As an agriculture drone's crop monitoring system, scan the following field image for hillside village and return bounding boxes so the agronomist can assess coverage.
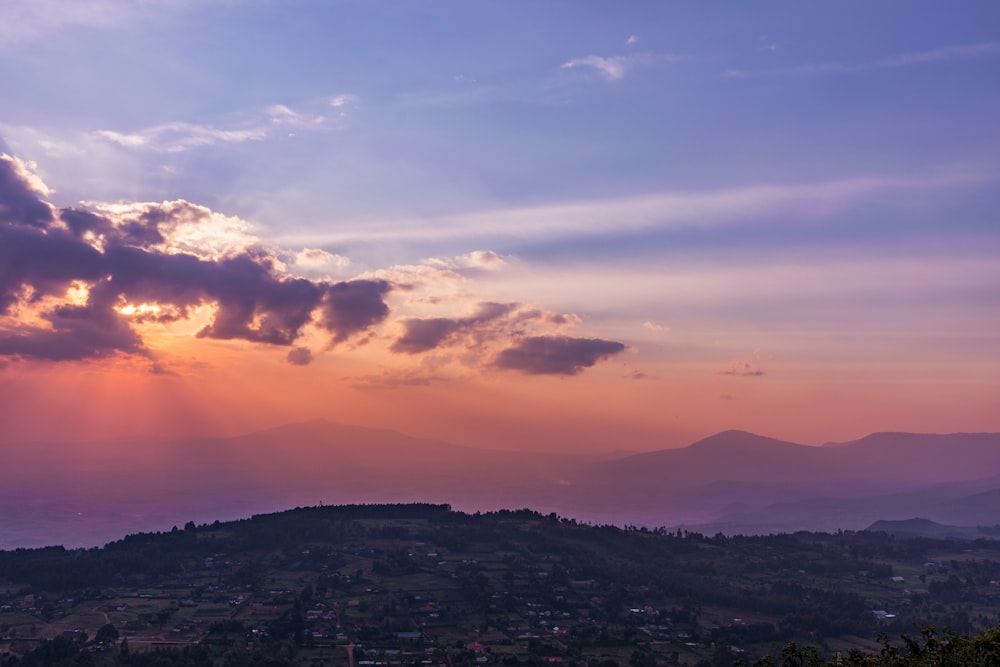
[2,505,1000,666]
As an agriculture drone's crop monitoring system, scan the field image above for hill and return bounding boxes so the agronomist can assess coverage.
[1,503,1000,666]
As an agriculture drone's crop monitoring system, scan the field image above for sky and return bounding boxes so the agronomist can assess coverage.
[1,0,998,453]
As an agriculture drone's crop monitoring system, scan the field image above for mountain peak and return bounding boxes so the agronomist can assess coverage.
[688,430,804,451]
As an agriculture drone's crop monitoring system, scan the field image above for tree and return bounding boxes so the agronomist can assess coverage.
[94,622,119,645]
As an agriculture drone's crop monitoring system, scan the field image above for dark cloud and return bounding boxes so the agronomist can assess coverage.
[191,255,325,345]
[319,279,392,344]
[61,205,166,247]
[60,207,114,239]
[391,318,463,354]
[720,361,765,377]
[0,157,53,228]
[286,347,313,366]
[391,301,515,354]
[149,362,177,376]
[0,302,146,361]
[495,335,625,375]
[0,153,393,363]
[0,221,106,314]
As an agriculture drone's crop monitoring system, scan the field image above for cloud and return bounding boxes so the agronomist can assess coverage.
[561,52,683,81]
[725,41,1000,78]
[391,318,465,355]
[396,83,531,109]
[330,94,360,108]
[422,250,507,275]
[495,336,625,375]
[877,41,1000,67]
[0,149,622,378]
[625,35,640,47]
[758,36,779,53]
[0,0,161,46]
[0,153,393,362]
[0,0,243,46]
[278,171,985,248]
[92,102,348,153]
[347,369,446,389]
[319,280,393,345]
[286,347,313,366]
[94,123,268,152]
[561,55,630,80]
[720,361,764,377]
[720,393,736,400]
[0,153,57,230]
[294,248,351,273]
[391,302,515,354]
[642,321,668,333]
[90,199,258,259]
[387,302,623,376]
[2,153,52,196]
[264,104,328,128]
[453,250,506,271]
[625,370,650,380]
[0,302,146,361]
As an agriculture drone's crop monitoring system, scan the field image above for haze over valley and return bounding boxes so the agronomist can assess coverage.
[4,422,999,549]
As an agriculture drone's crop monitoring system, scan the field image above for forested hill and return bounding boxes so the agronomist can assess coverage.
[1,504,999,666]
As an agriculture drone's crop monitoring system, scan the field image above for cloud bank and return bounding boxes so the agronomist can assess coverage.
[0,152,625,376]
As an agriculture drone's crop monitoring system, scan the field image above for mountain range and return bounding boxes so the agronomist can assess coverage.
[2,421,999,549]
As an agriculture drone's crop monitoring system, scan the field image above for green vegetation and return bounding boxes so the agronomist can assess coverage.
[1,504,999,666]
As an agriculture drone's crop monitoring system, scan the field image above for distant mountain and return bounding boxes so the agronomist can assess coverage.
[565,430,1000,528]
[596,430,1000,490]
[678,480,1000,536]
[2,423,1000,548]
[866,518,1000,540]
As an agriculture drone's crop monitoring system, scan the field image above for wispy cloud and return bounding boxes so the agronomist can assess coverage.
[561,52,683,81]
[94,123,268,152]
[726,41,1000,78]
[92,101,353,152]
[277,170,988,247]
[0,0,223,47]
[396,82,542,109]
[879,42,1000,67]
[329,94,360,108]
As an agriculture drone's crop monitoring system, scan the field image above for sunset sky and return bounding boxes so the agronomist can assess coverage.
[1,1,998,452]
